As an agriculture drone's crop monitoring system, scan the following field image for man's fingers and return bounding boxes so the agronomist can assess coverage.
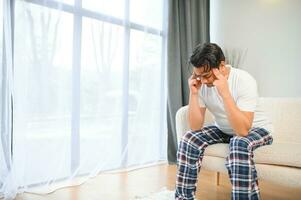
[213,80,218,86]
[191,79,199,86]
[212,68,223,79]
[191,79,201,87]
[190,75,201,83]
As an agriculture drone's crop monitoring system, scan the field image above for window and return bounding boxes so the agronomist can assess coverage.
[13,0,167,186]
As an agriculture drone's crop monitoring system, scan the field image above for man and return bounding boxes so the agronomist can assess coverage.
[175,43,273,200]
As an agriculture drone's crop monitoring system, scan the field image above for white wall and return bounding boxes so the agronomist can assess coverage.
[210,0,301,97]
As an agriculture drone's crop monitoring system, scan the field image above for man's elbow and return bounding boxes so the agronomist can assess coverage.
[189,122,203,132]
[237,131,249,137]
[236,126,251,137]
[190,125,203,132]
[188,119,204,132]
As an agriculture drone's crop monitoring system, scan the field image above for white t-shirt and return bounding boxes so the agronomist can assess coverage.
[198,65,273,135]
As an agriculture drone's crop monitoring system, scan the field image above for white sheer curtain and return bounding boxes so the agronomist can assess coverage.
[1,0,167,199]
[1,0,14,199]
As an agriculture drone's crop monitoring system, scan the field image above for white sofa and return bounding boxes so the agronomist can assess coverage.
[175,98,301,187]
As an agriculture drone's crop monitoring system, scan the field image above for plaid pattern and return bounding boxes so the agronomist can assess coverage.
[175,126,273,200]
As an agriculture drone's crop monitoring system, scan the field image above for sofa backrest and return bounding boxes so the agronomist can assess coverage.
[259,98,301,143]
[176,98,301,144]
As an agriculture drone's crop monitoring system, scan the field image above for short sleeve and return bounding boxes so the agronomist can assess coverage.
[236,74,258,112]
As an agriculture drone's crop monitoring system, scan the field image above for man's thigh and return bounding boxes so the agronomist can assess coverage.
[181,125,232,147]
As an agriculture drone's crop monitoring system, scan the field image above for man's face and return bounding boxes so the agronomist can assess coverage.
[192,66,217,87]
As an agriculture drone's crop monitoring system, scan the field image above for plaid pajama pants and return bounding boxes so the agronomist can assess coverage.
[175,125,273,200]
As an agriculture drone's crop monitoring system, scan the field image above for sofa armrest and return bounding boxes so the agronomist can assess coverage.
[175,106,190,145]
[175,106,215,145]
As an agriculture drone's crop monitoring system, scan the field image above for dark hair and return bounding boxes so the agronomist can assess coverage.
[189,43,225,72]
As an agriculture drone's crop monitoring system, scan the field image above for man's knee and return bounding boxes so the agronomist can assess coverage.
[181,130,196,141]
[179,129,207,150]
[229,136,251,151]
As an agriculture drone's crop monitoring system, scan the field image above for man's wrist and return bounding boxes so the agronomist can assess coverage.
[220,90,232,100]
[190,92,199,97]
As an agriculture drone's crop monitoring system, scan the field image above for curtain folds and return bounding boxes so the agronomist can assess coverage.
[167,0,210,163]
[1,0,14,199]
[1,0,167,199]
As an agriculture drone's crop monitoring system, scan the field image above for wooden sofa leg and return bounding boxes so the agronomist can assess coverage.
[216,172,220,186]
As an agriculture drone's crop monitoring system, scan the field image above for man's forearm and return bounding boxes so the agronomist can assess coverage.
[188,93,204,131]
[222,96,251,136]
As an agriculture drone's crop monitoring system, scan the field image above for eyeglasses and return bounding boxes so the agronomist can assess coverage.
[187,61,214,81]
[192,71,213,81]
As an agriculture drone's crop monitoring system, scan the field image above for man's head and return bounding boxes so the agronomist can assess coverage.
[189,43,226,87]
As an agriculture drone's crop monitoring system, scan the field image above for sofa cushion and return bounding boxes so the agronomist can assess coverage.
[204,142,301,168]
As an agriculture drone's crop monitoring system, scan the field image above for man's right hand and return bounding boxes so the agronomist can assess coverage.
[188,75,202,95]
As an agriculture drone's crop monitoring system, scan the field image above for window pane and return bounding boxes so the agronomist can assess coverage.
[14,2,73,184]
[0,0,3,68]
[62,0,74,5]
[80,17,125,173]
[0,0,4,189]
[130,0,163,30]
[128,30,163,165]
[83,0,124,19]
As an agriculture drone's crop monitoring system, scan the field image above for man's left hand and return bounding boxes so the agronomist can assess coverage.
[212,68,231,99]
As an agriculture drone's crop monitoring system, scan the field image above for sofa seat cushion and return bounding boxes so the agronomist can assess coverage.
[204,142,301,168]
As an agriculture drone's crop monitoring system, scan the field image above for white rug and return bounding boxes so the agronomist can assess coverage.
[133,188,175,200]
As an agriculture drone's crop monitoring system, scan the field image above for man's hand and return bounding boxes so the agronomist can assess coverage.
[212,68,231,99]
[188,75,202,95]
